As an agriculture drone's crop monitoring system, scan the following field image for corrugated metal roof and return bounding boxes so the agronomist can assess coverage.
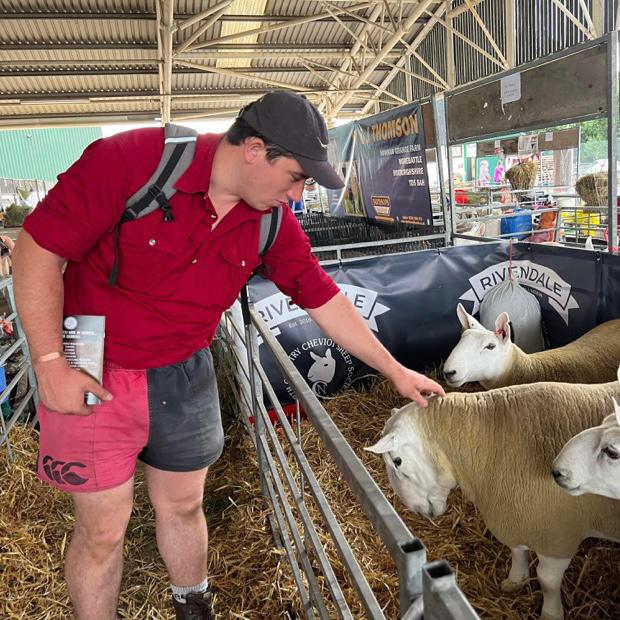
[0,1,610,128]
[0,126,102,181]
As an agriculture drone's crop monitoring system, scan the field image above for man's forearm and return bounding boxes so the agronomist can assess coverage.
[306,292,399,379]
[12,231,66,360]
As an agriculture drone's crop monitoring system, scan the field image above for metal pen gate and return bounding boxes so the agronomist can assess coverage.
[215,288,479,619]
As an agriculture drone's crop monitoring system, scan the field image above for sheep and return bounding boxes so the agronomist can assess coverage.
[442,303,620,389]
[366,380,620,620]
[552,367,620,500]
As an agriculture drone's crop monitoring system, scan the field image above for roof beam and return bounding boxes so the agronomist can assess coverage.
[156,0,173,123]
[175,2,232,55]
[331,0,436,115]
[549,0,595,40]
[321,2,385,112]
[0,64,387,77]
[361,1,447,114]
[464,0,508,68]
[0,43,363,52]
[174,60,312,92]
[184,2,375,51]
[0,12,428,24]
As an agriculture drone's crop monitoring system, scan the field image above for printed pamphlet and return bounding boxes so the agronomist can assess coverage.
[62,315,105,405]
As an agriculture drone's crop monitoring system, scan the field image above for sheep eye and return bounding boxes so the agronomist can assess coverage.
[485,343,496,350]
[393,457,402,467]
[602,445,620,460]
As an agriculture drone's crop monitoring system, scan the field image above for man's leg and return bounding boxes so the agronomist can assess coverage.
[65,477,134,620]
[145,465,209,585]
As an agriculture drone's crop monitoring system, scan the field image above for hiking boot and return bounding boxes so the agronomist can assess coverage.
[172,587,214,620]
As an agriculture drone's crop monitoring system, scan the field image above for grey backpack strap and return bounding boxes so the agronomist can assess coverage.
[258,208,284,256]
[109,124,198,286]
[123,123,198,222]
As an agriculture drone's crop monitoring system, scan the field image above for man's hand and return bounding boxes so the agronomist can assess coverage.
[34,357,113,416]
[389,366,446,408]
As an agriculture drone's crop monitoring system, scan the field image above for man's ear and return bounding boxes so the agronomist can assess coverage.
[242,136,266,164]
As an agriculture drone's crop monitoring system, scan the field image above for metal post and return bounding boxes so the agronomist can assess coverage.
[239,286,269,495]
[432,93,451,245]
[505,0,516,68]
[397,539,427,614]
[608,31,618,252]
[443,96,457,245]
[420,561,479,620]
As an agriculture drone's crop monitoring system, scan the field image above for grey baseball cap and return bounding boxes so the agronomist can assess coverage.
[239,91,344,189]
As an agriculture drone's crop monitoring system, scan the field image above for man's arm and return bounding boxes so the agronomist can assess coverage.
[12,231,112,415]
[306,292,445,407]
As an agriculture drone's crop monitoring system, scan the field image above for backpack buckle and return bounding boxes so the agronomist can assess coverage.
[147,184,174,222]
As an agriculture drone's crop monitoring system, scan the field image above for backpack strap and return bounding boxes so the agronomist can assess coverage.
[123,123,198,223]
[258,207,283,256]
[109,124,198,286]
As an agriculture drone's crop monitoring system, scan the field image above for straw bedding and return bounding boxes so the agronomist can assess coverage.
[1,374,618,619]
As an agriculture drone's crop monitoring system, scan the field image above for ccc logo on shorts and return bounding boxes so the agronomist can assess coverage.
[41,455,89,486]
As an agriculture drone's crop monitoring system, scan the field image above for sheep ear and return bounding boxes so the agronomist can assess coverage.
[494,312,512,343]
[310,351,319,361]
[365,432,398,454]
[613,398,620,426]
[456,303,484,331]
[325,349,333,359]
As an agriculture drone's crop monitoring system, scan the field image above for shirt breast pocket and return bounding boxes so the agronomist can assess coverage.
[218,245,261,308]
[115,221,186,296]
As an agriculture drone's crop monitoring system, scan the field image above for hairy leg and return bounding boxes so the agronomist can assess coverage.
[65,477,134,620]
[536,554,571,620]
[501,546,530,592]
[145,465,209,586]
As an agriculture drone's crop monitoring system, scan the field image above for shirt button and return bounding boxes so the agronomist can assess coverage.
[241,260,246,267]
[149,239,156,246]
[191,258,198,264]
[211,214,217,219]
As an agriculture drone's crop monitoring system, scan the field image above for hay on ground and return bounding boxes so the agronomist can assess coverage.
[1,371,618,619]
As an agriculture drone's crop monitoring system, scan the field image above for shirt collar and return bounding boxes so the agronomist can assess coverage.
[174,133,223,194]
[174,131,275,225]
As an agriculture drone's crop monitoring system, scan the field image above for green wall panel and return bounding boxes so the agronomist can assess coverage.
[0,127,102,182]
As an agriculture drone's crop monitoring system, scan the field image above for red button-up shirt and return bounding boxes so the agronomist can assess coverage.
[23,129,339,368]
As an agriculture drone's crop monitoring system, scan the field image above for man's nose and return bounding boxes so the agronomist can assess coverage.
[287,181,305,202]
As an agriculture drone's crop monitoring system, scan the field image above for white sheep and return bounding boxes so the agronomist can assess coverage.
[443,303,620,389]
[552,367,620,500]
[366,380,620,620]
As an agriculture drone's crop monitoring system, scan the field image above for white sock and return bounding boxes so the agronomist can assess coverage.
[171,576,209,604]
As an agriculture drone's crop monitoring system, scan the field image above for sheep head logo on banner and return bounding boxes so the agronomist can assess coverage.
[254,284,390,400]
[307,349,336,396]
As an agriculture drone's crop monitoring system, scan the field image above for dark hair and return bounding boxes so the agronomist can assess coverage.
[226,116,294,162]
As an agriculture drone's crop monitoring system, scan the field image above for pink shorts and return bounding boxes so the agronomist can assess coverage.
[37,348,224,493]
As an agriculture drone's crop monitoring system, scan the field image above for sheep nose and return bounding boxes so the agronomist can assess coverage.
[552,469,565,481]
[443,369,457,380]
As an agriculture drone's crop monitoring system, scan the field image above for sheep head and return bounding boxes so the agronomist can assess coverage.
[552,386,620,500]
[365,404,455,518]
[442,304,513,388]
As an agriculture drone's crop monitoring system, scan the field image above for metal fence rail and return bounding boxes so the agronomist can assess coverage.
[0,276,38,461]
[216,290,479,619]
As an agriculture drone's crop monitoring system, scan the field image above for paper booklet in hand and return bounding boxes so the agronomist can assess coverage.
[62,315,105,405]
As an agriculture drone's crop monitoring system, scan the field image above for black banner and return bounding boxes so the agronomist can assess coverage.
[326,103,432,225]
[248,242,620,404]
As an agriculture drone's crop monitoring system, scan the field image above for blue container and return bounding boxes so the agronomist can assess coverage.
[0,365,7,404]
[501,209,532,240]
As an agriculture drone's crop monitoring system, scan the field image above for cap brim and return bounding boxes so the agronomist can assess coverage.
[295,155,344,190]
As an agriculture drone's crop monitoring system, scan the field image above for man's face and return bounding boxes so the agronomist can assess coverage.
[242,139,308,211]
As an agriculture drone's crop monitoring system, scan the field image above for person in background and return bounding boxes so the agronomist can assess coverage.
[12,90,445,620]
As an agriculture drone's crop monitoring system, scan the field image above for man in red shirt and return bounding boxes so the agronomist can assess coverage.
[13,91,444,619]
